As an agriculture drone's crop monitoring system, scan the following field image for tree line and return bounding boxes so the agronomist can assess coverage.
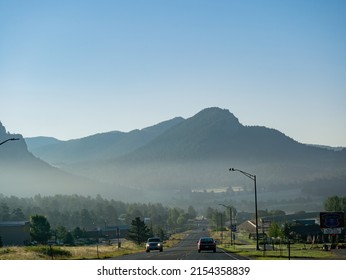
[0,194,197,243]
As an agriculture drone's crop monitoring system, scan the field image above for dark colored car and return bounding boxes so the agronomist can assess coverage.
[145,237,163,252]
[198,237,216,253]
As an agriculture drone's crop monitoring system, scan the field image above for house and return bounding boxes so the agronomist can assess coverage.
[238,220,257,234]
[290,220,323,242]
[82,225,130,241]
[104,225,130,239]
[0,221,30,246]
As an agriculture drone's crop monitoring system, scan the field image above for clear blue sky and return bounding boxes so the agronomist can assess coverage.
[1,0,345,146]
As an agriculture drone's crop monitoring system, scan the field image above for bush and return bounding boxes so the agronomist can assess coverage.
[26,246,72,258]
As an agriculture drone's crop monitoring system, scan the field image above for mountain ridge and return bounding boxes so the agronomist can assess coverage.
[2,107,345,206]
[23,107,346,167]
[114,107,332,163]
[26,116,184,165]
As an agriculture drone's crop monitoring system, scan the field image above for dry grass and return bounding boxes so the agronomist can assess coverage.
[0,247,43,260]
[164,232,188,248]
[65,239,145,259]
[0,233,187,260]
[0,240,142,260]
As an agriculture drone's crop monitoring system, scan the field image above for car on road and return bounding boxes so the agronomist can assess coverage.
[145,237,163,252]
[197,237,216,253]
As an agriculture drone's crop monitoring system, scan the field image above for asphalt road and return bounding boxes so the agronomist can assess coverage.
[112,227,248,260]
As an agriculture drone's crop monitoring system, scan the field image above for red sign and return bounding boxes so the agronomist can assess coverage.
[320,212,344,228]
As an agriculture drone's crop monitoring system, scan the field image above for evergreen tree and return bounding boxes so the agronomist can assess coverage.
[167,208,180,231]
[73,226,85,239]
[30,215,51,244]
[282,222,293,241]
[158,227,165,241]
[80,209,93,229]
[126,217,150,245]
[64,232,75,245]
[11,208,25,221]
[0,203,10,221]
[187,206,197,219]
[56,225,68,243]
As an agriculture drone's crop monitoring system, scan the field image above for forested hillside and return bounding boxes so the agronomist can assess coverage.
[0,194,196,232]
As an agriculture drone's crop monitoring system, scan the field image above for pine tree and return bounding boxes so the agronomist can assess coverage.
[126,217,150,245]
[30,215,51,244]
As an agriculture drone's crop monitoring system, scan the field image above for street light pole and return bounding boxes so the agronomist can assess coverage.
[229,168,259,250]
[219,204,233,246]
[0,138,20,146]
[220,211,223,244]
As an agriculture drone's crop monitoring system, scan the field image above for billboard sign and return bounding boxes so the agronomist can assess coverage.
[320,212,344,229]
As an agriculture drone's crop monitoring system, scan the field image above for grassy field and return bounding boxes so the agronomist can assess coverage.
[213,231,344,260]
[218,243,335,260]
[0,233,186,260]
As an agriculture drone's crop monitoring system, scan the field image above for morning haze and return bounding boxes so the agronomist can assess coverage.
[1,107,345,213]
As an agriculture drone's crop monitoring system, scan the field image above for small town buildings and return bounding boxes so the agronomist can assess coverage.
[0,221,30,246]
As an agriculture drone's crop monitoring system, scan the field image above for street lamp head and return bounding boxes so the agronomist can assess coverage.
[229,168,235,171]
[0,137,20,146]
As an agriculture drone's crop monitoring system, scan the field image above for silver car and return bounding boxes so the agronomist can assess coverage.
[145,237,163,252]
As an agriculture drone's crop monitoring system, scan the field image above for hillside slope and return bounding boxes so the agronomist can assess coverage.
[0,122,118,198]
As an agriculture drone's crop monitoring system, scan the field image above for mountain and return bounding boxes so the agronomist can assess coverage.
[13,107,346,210]
[26,108,345,196]
[116,107,308,161]
[28,107,315,164]
[25,136,62,150]
[0,122,118,198]
[87,107,345,193]
[26,117,184,166]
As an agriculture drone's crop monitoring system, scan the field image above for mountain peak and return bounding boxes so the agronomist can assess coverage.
[191,107,241,127]
[0,121,7,136]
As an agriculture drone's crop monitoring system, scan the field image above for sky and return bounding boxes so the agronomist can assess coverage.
[1,0,345,147]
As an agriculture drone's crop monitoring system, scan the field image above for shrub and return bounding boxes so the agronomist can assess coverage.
[26,246,72,258]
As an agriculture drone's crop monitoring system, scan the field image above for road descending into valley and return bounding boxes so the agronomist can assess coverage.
[111,223,248,260]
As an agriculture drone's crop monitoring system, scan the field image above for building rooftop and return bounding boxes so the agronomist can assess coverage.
[0,221,30,227]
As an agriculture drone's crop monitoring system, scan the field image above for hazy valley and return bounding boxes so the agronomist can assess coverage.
[1,107,346,213]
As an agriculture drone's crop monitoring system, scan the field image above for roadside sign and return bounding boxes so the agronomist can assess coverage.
[231,225,237,232]
[262,220,271,225]
[261,220,271,230]
[322,228,342,234]
[320,212,344,229]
